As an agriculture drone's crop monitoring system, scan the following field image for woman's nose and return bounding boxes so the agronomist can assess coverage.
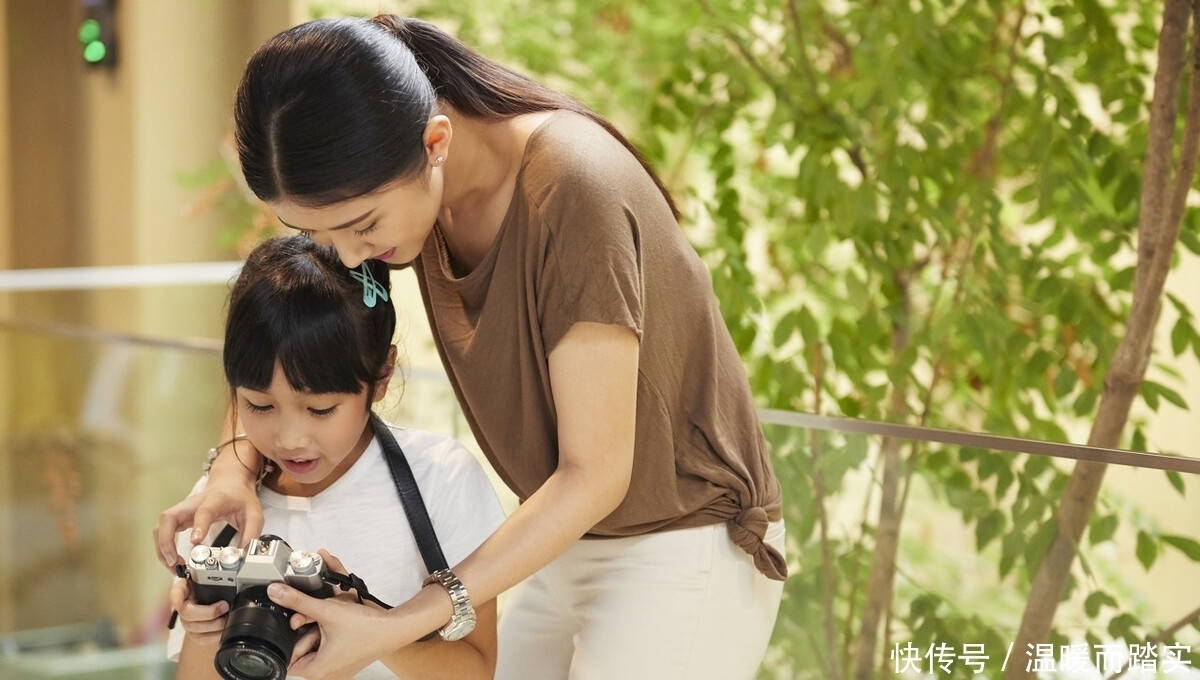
[328,231,371,269]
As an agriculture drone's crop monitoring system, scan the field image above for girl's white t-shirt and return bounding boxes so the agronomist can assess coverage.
[167,423,507,679]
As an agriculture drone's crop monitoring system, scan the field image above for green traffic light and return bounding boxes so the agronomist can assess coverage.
[83,41,106,63]
[78,19,100,44]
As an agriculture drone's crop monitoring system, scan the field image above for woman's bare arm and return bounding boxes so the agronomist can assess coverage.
[271,321,639,680]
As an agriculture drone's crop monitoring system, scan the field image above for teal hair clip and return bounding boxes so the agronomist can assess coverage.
[350,262,389,308]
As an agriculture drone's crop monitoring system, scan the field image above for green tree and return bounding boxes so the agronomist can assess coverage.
[1009,2,1200,677]
[291,1,1200,676]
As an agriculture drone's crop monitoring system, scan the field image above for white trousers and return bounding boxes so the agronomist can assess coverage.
[495,519,786,680]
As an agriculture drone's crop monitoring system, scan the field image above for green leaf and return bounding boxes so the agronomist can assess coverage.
[772,310,797,348]
[1141,380,1188,410]
[1084,590,1118,617]
[1180,228,1200,255]
[1131,23,1157,49]
[1025,455,1053,480]
[1136,530,1157,569]
[1026,349,1056,377]
[1108,612,1139,640]
[1073,388,1097,416]
[1088,514,1119,544]
[1012,182,1038,204]
[1141,383,1160,410]
[796,306,820,348]
[1161,534,1200,561]
[1025,520,1057,575]
[1130,427,1148,452]
[1109,266,1136,291]
[1170,317,1193,356]
[1053,366,1076,398]
[1158,384,1188,408]
[1167,470,1185,495]
[837,395,861,418]
[999,530,1023,579]
[975,509,1006,550]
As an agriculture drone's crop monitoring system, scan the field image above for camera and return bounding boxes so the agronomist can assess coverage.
[184,534,334,680]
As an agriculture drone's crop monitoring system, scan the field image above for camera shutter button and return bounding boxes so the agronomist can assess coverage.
[189,545,212,566]
[217,546,244,569]
[289,551,320,575]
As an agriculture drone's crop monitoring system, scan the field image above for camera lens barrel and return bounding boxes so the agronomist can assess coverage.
[214,586,296,680]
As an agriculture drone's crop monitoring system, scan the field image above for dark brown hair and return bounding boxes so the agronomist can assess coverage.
[234,14,678,217]
[224,235,396,397]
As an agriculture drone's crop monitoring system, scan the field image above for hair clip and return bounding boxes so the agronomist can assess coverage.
[350,262,389,308]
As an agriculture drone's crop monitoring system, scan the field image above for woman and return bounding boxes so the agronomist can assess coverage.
[156,14,786,680]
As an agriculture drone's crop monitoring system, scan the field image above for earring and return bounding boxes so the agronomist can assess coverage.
[434,155,445,166]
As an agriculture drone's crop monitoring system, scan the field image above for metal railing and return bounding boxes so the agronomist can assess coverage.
[2,263,1198,679]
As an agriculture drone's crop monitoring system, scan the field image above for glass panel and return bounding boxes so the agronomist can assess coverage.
[0,306,224,678]
[0,283,486,678]
[2,283,1198,678]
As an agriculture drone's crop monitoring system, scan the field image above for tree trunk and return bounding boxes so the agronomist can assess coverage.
[1004,2,1200,677]
[853,277,912,680]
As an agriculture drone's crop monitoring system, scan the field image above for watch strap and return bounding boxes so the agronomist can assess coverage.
[423,568,476,640]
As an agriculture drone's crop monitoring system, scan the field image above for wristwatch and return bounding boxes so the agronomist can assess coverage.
[423,568,476,641]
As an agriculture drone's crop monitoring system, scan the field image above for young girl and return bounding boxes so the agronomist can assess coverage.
[157,14,787,680]
[166,234,505,679]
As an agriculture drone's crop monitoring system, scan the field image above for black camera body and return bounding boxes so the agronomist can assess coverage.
[184,534,335,680]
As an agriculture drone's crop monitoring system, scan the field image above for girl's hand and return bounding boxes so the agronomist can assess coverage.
[168,578,230,648]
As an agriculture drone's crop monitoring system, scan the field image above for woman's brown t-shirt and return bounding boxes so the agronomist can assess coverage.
[413,111,786,580]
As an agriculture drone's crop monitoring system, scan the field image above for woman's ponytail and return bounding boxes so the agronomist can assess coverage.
[370,15,679,218]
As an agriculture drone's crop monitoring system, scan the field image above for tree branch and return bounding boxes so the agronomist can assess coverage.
[1004,3,1197,677]
[853,272,912,680]
[1102,601,1200,680]
[810,340,845,680]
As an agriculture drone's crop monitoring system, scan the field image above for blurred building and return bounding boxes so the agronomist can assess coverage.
[0,2,296,674]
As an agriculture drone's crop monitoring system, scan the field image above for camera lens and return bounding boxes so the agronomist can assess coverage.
[214,586,296,680]
[224,646,278,679]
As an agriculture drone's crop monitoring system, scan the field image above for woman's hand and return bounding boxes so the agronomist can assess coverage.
[154,478,265,569]
[168,578,230,648]
[286,550,366,664]
[267,581,397,680]
[155,437,266,570]
[284,549,499,680]
[266,564,458,680]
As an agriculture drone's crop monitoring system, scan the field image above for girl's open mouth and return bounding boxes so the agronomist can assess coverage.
[280,458,319,475]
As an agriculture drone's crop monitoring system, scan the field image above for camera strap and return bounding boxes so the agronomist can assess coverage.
[370,414,448,640]
[370,413,450,576]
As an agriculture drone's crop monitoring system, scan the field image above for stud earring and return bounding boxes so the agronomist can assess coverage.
[434,155,445,166]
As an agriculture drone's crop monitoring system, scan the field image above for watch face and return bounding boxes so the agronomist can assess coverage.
[440,612,477,642]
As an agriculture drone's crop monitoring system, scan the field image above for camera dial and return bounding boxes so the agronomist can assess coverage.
[219,546,244,569]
